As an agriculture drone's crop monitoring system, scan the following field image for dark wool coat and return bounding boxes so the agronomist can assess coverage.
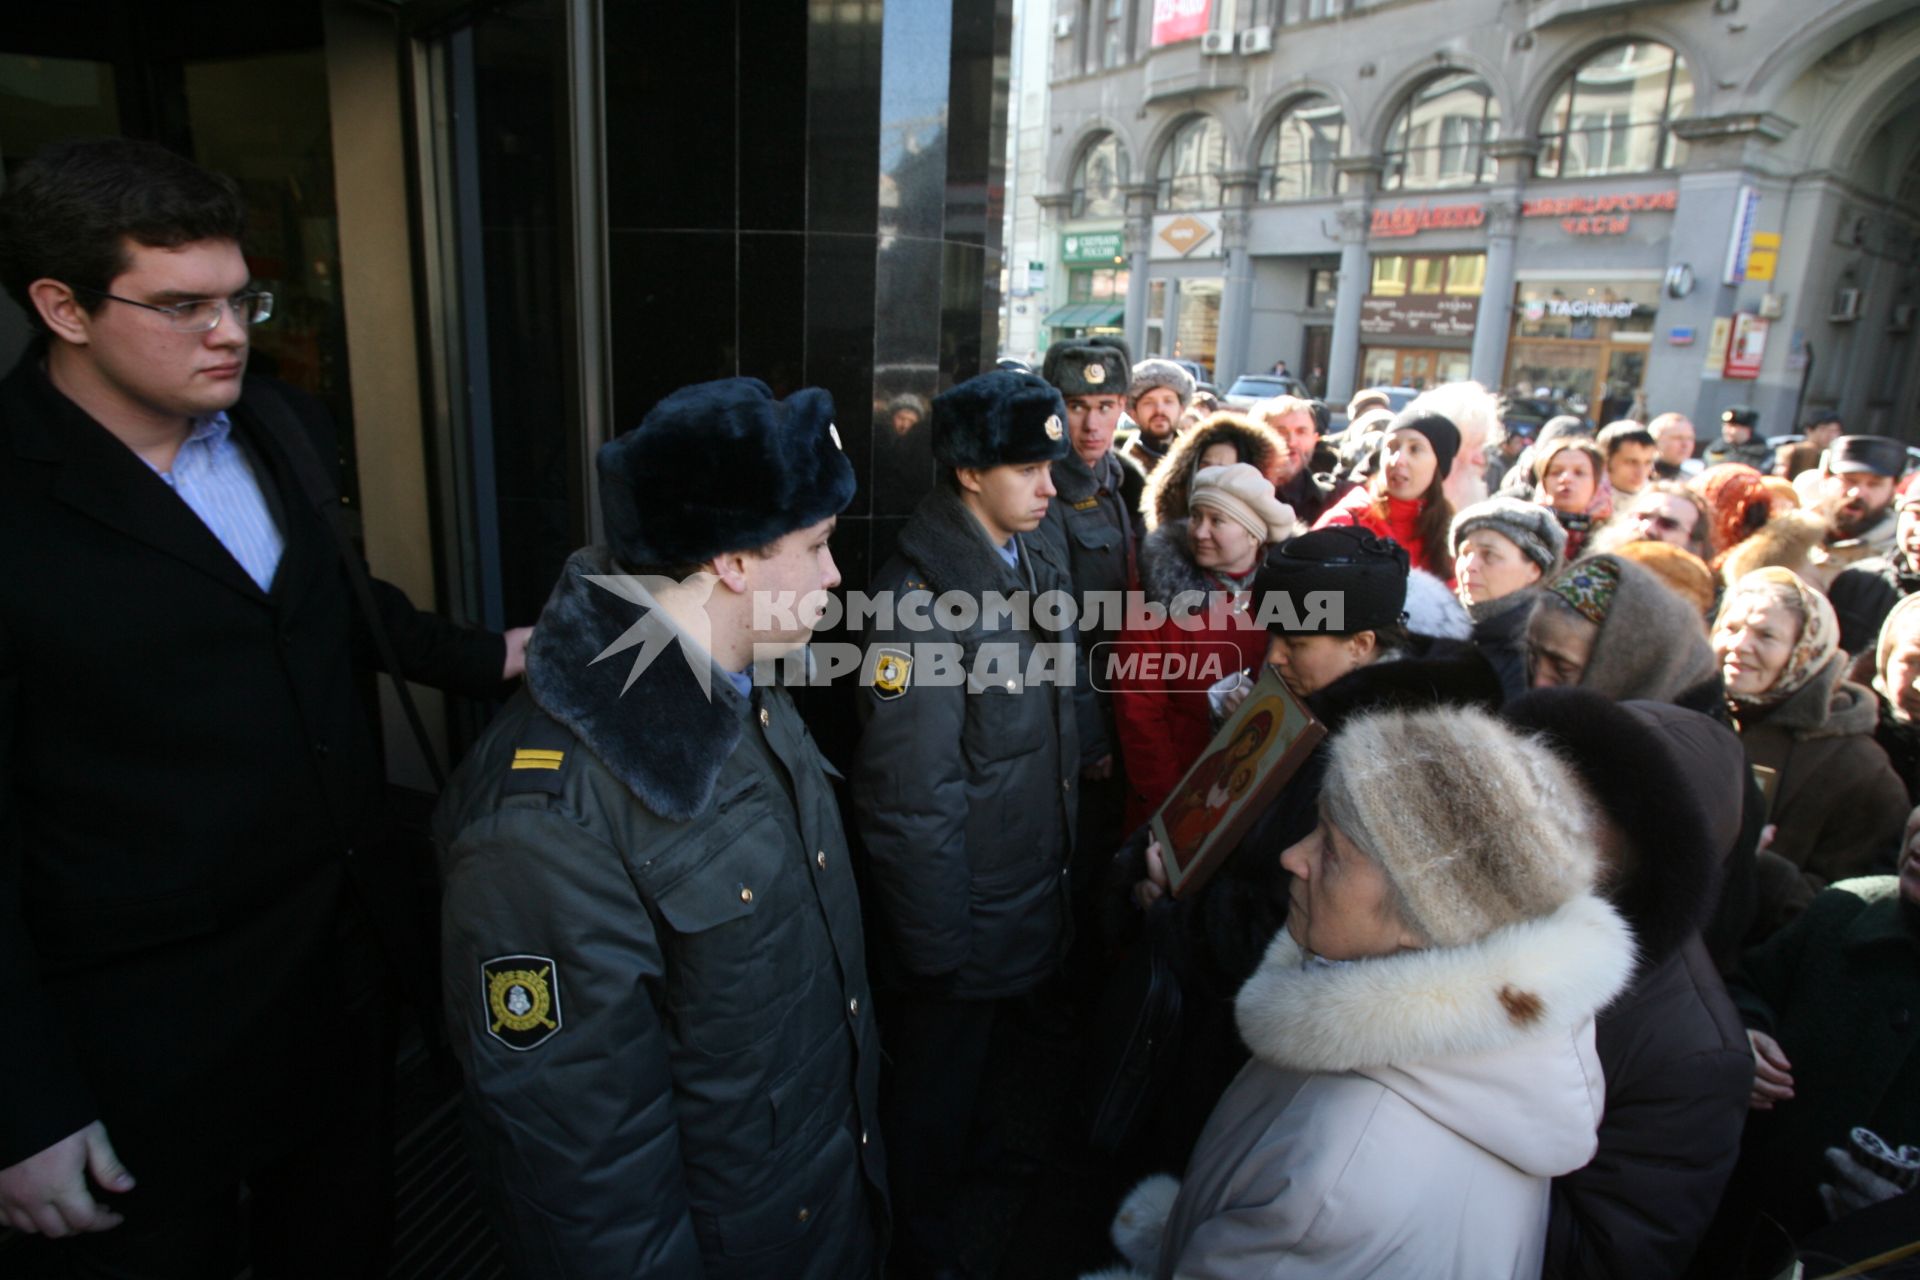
[1469,588,1539,704]
[1505,692,1755,1280]
[0,353,504,1170]
[854,485,1079,998]
[1734,655,1907,932]
[1112,521,1270,829]
[1725,876,1920,1238]
[436,551,887,1279]
[1036,447,1142,767]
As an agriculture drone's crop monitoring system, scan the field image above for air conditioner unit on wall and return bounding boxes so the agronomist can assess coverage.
[1054,13,1073,38]
[1201,30,1234,55]
[1240,26,1274,54]
[1830,288,1861,323]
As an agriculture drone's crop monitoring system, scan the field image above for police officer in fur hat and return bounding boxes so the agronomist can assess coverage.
[1034,343,1144,965]
[436,378,887,1279]
[1703,404,1773,470]
[852,370,1079,1279]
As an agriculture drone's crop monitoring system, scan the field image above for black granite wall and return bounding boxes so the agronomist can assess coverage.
[603,0,1012,595]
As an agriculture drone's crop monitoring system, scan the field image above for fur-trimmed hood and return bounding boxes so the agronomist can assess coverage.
[1235,894,1634,1170]
[524,546,752,822]
[1141,414,1287,531]
[1742,650,1880,740]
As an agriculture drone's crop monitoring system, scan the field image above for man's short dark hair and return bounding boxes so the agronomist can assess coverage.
[0,138,247,331]
[1597,422,1656,459]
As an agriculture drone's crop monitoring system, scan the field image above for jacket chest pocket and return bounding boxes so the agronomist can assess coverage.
[1066,505,1121,553]
[962,644,1049,764]
[649,794,805,1054]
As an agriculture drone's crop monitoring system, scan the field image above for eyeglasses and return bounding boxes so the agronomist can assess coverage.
[69,285,274,333]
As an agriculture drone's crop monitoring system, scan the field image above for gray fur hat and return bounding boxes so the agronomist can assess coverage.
[1128,358,1195,409]
[1449,497,1568,576]
[1320,706,1601,948]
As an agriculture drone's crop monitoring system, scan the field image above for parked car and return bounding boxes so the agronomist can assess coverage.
[1166,356,1211,387]
[1222,373,1308,409]
[1499,395,1591,437]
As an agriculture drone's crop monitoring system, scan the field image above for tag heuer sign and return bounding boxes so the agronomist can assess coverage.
[1151,212,1220,260]
[1062,231,1125,264]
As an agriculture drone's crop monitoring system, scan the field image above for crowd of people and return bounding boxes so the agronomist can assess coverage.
[2,137,1916,1280]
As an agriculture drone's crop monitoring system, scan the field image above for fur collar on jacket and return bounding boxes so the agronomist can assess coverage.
[896,483,1058,601]
[1138,519,1237,606]
[1235,893,1635,1074]
[1743,652,1879,740]
[524,546,753,822]
[1052,447,1139,503]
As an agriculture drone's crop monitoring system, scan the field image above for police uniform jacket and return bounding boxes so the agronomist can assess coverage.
[436,547,886,1280]
[0,351,505,1172]
[1036,447,1141,764]
[1702,436,1774,470]
[853,485,1079,998]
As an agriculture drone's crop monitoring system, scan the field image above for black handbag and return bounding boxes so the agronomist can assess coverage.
[1081,923,1185,1157]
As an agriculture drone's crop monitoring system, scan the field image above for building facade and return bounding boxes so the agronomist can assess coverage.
[1037,0,1920,438]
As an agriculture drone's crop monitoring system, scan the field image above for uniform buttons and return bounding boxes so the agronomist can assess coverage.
[849,996,861,1017]
[796,1206,811,1223]
[1061,779,1071,792]
[861,1129,870,1147]
[816,850,828,871]
[739,885,754,903]
[759,708,770,728]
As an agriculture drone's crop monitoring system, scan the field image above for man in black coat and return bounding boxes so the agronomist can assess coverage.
[0,139,518,1276]
[1504,691,1755,1280]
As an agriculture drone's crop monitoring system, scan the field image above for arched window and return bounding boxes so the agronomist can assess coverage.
[1071,132,1131,218]
[1380,73,1501,191]
[1257,96,1346,201]
[1155,115,1227,210]
[1536,42,1692,178]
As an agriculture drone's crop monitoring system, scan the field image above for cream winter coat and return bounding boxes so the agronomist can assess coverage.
[1093,893,1635,1280]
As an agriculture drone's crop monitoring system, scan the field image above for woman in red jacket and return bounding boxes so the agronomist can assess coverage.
[1113,463,1298,828]
[1313,408,1459,581]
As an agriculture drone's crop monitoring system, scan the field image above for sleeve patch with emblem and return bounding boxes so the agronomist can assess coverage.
[482,954,563,1051]
[871,646,913,700]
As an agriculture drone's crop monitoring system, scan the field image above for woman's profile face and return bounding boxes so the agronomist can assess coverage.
[1280,819,1422,961]
[1526,604,1600,689]
[1712,596,1799,698]
[1266,631,1370,698]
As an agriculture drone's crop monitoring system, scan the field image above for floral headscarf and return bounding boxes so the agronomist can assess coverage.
[1716,566,1839,709]
[1544,557,1622,627]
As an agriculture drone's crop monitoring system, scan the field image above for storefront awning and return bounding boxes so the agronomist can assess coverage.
[1042,302,1125,329]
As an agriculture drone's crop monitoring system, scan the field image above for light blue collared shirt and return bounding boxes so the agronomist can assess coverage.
[726,667,755,700]
[995,537,1019,569]
[145,411,285,592]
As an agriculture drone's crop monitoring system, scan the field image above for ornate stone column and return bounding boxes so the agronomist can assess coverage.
[1122,183,1158,362]
[1470,138,1537,391]
[1215,169,1259,385]
[1325,155,1382,406]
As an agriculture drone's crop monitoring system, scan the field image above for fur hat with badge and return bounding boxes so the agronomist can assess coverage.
[932,370,1071,471]
[1045,342,1131,399]
[598,376,854,569]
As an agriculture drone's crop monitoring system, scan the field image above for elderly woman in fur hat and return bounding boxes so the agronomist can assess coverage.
[1095,707,1635,1280]
[1525,554,1726,717]
[1712,567,1909,934]
[1138,411,1288,533]
[1114,464,1296,827]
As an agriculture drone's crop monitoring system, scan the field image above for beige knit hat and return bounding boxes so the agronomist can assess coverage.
[1189,463,1297,544]
[1319,706,1601,948]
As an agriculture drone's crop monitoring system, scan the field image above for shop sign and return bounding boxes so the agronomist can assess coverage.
[1359,294,1478,340]
[1151,0,1212,46]
[1062,231,1126,264]
[1702,316,1733,379]
[1723,186,1761,286]
[1524,298,1638,321]
[1152,212,1220,260]
[1746,231,1781,282]
[1668,326,1695,345]
[1370,202,1485,238]
[1724,313,1769,379]
[1522,190,1675,238]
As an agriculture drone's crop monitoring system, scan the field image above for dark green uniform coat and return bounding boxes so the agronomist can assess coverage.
[437,548,886,1279]
[1036,447,1141,766]
[853,486,1079,998]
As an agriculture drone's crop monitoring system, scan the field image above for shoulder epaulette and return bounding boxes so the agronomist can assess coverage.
[503,712,576,798]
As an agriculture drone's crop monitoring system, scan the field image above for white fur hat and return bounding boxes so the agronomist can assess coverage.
[1189,463,1297,545]
[1319,706,1601,948]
